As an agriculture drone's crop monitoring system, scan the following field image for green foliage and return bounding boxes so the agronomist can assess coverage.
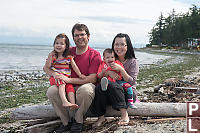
[146,44,152,47]
[149,5,200,46]
[0,112,15,124]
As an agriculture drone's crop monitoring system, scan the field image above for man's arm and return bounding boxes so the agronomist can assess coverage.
[43,52,59,77]
[57,73,97,85]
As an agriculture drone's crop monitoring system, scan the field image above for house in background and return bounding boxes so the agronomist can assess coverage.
[187,38,200,47]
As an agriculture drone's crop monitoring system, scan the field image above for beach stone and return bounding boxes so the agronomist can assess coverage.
[0,61,199,133]
[27,90,33,93]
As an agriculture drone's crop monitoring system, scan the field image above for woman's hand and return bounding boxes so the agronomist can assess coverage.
[110,62,124,72]
[106,71,120,80]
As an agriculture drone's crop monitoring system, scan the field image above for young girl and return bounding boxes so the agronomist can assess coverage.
[45,33,85,110]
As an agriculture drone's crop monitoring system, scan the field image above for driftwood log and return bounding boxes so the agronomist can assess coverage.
[12,102,186,120]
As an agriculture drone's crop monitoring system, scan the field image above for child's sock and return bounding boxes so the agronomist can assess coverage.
[122,83,137,109]
[127,94,137,109]
[101,77,108,91]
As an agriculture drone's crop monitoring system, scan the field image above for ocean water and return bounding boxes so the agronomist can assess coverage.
[0,43,170,71]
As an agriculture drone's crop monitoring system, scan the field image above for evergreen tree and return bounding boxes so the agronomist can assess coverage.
[148,5,200,47]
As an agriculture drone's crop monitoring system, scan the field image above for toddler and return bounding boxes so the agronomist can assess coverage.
[97,48,136,109]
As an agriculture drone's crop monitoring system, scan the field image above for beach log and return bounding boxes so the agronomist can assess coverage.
[21,120,61,133]
[12,102,186,120]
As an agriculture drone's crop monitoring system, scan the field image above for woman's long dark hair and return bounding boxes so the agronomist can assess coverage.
[53,33,70,58]
[111,33,136,59]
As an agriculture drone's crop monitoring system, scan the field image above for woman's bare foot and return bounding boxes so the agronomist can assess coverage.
[118,116,129,125]
[118,108,129,125]
[92,116,107,128]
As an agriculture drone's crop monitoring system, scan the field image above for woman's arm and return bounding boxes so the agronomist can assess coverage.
[112,63,131,82]
[110,59,139,85]
[124,59,139,85]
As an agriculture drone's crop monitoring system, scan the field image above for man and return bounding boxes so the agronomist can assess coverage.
[43,23,102,133]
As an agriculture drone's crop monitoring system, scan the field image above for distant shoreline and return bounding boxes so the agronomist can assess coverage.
[135,47,200,55]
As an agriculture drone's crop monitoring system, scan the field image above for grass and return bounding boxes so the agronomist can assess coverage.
[0,86,48,111]
[0,85,48,124]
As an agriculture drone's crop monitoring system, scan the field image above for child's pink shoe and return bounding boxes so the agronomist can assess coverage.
[135,99,140,103]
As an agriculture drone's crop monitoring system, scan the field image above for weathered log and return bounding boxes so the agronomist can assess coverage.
[11,102,186,120]
[174,87,199,93]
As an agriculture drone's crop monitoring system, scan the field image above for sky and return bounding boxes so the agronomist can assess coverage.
[0,0,199,48]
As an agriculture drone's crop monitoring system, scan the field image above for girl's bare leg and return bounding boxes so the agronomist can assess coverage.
[59,84,78,109]
[67,92,79,110]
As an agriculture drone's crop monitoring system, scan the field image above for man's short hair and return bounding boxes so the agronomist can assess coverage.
[72,23,90,37]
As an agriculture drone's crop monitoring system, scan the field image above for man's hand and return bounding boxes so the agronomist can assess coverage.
[49,50,56,57]
[79,74,86,79]
[52,72,60,84]
[56,74,70,83]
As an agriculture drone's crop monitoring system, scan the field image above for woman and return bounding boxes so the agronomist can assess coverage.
[92,33,139,127]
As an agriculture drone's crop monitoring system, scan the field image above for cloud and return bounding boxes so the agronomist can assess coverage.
[81,16,155,24]
[0,0,197,45]
[174,0,200,6]
[64,0,122,3]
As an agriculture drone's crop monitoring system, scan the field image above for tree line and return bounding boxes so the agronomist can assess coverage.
[148,5,200,47]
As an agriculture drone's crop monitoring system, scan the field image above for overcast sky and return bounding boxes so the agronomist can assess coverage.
[0,0,199,47]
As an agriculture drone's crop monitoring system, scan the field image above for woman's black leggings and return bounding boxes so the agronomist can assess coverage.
[91,81,127,116]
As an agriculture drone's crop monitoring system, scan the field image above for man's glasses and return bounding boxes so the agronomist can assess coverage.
[74,33,87,38]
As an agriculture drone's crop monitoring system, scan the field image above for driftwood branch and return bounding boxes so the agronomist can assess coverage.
[20,120,61,133]
[145,117,185,123]
[12,102,186,120]
[174,87,199,93]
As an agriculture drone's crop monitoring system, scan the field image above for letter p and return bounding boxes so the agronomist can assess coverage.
[189,103,199,115]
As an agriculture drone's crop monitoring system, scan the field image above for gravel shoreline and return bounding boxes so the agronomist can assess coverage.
[1,50,200,132]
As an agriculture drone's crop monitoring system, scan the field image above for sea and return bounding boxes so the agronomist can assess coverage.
[0,43,170,71]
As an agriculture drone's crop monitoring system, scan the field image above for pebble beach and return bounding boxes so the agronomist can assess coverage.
[0,48,200,133]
